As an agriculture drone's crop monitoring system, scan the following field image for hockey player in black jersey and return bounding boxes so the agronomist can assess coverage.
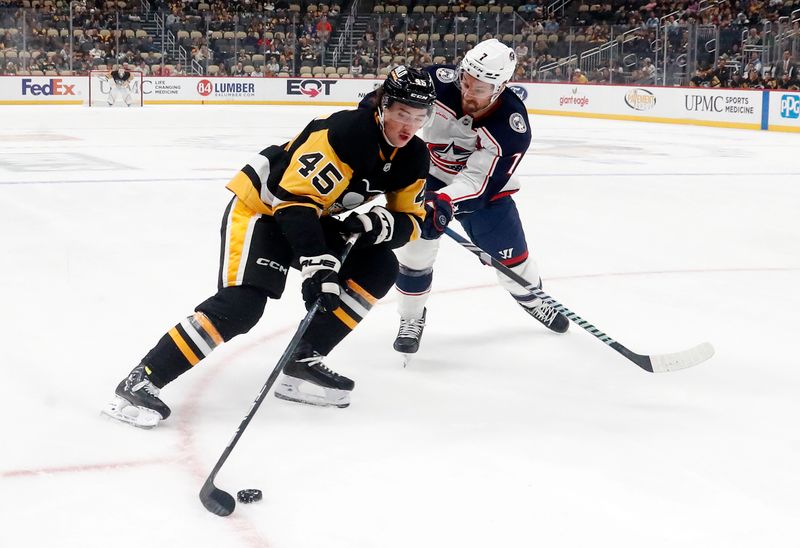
[365,39,570,357]
[106,63,135,107]
[103,66,437,427]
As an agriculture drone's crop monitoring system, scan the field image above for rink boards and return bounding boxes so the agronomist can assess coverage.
[0,74,798,132]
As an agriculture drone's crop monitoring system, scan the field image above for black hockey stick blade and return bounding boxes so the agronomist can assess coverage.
[200,478,235,517]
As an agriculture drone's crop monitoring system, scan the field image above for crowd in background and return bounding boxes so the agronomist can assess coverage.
[1,0,798,90]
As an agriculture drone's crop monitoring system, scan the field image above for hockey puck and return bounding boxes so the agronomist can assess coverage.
[237,489,263,504]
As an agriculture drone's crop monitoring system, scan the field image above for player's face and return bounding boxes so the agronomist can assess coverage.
[459,72,496,115]
[382,102,430,147]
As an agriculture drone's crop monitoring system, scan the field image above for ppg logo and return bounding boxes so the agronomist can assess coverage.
[780,94,800,119]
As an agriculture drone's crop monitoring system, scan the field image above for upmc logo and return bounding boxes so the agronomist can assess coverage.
[21,78,76,96]
[780,94,800,119]
[286,79,337,98]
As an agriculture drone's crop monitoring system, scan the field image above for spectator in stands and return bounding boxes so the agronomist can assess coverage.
[572,68,588,84]
[153,63,173,76]
[774,50,796,80]
[744,68,763,88]
[279,55,290,73]
[642,57,656,83]
[519,1,540,15]
[778,71,799,90]
[712,59,729,87]
[350,56,363,77]
[89,44,104,65]
[730,71,743,88]
[267,56,279,74]
[745,51,762,75]
[136,60,151,76]
[251,65,263,77]
[231,61,245,76]
[316,15,332,41]
[689,66,706,87]
[514,42,529,60]
[174,63,187,75]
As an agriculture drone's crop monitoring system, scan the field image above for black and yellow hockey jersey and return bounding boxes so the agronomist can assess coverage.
[226,107,428,257]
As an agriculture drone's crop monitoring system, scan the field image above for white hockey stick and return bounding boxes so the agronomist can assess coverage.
[445,228,714,373]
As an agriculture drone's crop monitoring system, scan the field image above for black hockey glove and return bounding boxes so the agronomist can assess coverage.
[299,253,341,313]
[421,192,453,240]
[343,205,395,247]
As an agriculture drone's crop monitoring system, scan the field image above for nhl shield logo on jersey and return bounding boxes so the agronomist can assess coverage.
[509,112,527,133]
[436,68,457,83]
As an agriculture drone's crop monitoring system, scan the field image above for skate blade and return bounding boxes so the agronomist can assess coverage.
[273,379,350,408]
[101,397,161,429]
[402,353,413,368]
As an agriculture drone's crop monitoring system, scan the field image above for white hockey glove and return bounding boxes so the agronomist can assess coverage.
[343,205,395,246]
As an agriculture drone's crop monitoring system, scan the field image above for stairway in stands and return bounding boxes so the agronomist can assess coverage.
[323,13,371,68]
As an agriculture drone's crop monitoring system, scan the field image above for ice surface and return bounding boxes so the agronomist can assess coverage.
[1,106,798,548]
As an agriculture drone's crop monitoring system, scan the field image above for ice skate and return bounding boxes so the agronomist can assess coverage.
[101,364,171,429]
[519,299,569,334]
[274,343,354,408]
[393,309,426,363]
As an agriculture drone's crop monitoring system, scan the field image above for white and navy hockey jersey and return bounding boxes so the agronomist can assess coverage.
[422,65,531,214]
[421,65,531,214]
[360,65,531,214]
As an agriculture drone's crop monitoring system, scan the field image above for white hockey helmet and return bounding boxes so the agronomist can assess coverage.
[457,38,517,100]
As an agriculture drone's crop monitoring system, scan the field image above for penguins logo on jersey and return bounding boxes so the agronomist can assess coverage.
[326,179,382,214]
[428,142,471,174]
[436,68,457,83]
[509,113,527,134]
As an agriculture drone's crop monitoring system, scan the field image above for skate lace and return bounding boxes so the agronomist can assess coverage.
[132,380,160,397]
[398,317,425,339]
[531,302,558,325]
[299,354,340,378]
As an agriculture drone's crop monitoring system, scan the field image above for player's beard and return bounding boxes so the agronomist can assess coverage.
[462,96,490,117]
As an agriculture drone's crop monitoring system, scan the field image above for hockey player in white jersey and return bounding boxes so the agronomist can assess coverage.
[387,39,569,354]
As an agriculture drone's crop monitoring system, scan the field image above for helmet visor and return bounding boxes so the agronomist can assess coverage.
[455,66,502,101]
[382,95,435,128]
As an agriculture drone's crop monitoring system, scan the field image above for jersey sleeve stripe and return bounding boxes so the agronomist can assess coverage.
[451,154,498,203]
[479,127,503,156]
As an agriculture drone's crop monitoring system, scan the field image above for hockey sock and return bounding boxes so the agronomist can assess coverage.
[513,292,542,309]
[395,264,432,319]
[141,312,224,387]
[304,278,379,355]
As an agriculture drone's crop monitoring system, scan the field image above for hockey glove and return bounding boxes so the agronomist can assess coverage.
[421,192,453,240]
[299,254,341,313]
[343,205,395,247]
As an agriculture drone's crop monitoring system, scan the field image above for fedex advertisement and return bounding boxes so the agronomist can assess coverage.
[0,76,86,103]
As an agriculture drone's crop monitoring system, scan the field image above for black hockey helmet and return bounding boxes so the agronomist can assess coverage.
[381,65,436,110]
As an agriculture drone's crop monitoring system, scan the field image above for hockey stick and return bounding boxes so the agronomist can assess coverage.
[200,234,360,517]
[444,228,714,373]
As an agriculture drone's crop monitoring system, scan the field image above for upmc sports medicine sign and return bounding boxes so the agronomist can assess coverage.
[683,94,756,116]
